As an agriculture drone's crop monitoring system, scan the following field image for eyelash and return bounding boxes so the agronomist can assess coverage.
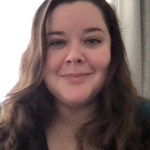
[84,38,101,46]
[47,40,66,48]
[47,38,102,49]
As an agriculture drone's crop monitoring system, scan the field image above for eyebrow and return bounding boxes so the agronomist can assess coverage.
[46,27,104,37]
[46,31,65,37]
[84,27,105,34]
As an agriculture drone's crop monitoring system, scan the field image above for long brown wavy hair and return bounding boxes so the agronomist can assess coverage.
[0,0,149,150]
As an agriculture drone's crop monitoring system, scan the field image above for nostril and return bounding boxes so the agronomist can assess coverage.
[66,58,84,64]
[77,59,82,63]
[66,60,72,64]
[64,52,86,64]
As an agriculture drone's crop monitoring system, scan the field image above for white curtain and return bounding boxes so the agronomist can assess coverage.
[111,0,150,99]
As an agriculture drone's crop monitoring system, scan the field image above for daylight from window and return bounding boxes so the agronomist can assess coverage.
[0,0,43,101]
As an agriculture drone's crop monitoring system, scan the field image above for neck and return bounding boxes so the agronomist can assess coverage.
[46,100,97,150]
[53,100,97,130]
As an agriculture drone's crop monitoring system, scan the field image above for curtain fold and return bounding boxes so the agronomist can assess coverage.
[141,0,150,99]
[112,0,150,99]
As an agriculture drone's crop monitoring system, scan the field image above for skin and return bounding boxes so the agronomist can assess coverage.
[44,2,111,149]
[44,1,111,108]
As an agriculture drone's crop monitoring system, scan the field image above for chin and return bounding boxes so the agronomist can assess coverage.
[59,95,95,108]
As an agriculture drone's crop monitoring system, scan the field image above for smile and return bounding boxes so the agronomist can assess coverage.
[61,73,92,83]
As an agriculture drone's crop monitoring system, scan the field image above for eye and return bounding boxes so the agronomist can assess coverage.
[47,40,66,49]
[84,38,101,47]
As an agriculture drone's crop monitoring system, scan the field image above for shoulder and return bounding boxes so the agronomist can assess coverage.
[136,97,150,123]
[136,97,150,148]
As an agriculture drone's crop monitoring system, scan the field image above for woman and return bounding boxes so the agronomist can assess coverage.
[0,0,149,150]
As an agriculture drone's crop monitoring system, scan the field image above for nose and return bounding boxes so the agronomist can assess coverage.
[64,45,85,65]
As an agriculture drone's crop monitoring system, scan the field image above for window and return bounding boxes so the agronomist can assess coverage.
[0,0,43,101]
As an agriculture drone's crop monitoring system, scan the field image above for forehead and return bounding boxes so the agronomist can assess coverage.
[46,1,108,33]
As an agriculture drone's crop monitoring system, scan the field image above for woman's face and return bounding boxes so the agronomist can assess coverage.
[44,1,111,108]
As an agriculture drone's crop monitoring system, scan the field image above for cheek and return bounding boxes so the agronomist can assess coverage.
[92,51,111,70]
[45,53,64,73]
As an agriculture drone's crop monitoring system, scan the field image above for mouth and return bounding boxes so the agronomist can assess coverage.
[61,73,92,83]
[62,73,92,77]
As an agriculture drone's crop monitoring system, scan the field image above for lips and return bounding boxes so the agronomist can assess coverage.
[61,73,92,83]
[62,73,91,77]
